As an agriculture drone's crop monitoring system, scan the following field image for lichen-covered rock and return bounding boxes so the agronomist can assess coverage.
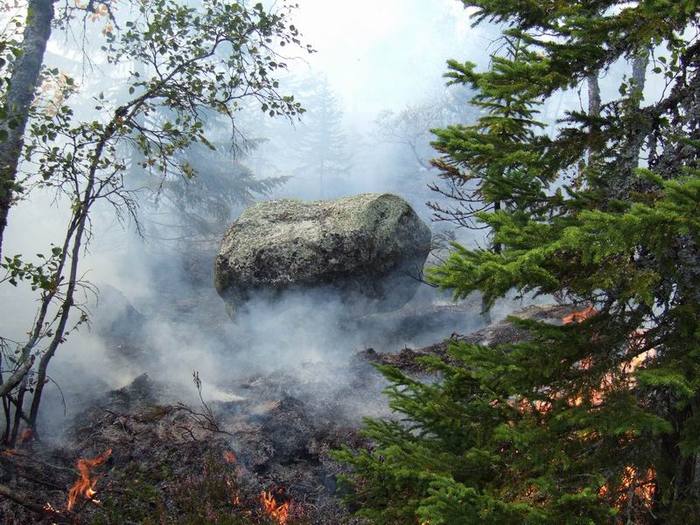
[214,193,431,315]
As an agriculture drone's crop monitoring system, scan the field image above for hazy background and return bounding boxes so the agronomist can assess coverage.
[0,0,667,430]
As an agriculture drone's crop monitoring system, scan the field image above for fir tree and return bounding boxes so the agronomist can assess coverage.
[293,76,350,198]
[429,37,550,235]
[337,2,700,523]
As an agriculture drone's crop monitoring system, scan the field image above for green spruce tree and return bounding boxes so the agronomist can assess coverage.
[429,37,549,235]
[337,2,700,523]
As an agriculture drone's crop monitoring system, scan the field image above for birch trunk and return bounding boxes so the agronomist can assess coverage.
[0,0,55,260]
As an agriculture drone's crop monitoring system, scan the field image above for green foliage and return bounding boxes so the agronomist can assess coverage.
[430,38,551,230]
[339,1,700,524]
[1,245,62,290]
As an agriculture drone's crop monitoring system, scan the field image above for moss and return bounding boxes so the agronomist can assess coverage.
[93,477,164,525]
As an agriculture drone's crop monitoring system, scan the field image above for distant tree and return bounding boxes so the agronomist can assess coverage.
[374,84,480,229]
[338,2,700,524]
[150,142,286,245]
[293,76,350,198]
[127,103,287,251]
[375,102,442,172]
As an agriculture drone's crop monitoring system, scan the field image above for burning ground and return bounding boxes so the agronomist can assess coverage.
[0,358,379,524]
[0,302,580,524]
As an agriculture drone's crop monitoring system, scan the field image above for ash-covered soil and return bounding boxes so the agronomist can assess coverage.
[0,304,572,524]
[0,364,379,524]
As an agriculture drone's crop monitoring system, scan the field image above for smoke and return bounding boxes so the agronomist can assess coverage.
[3,0,669,437]
[0,0,499,436]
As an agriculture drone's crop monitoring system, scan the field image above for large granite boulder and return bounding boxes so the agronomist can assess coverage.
[214,193,431,315]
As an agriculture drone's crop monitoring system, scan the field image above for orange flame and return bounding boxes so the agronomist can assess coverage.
[560,310,656,407]
[562,305,597,325]
[223,450,237,464]
[66,449,112,511]
[561,310,657,509]
[260,490,290,525]
[599,466,656,510]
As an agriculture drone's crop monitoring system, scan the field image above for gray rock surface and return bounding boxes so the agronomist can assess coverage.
[214,193,431,315]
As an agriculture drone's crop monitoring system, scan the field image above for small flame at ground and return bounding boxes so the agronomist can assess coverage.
[260,490,290,525]
[223,450,237,464]
[66,448,112,511]
[561,305,597,324]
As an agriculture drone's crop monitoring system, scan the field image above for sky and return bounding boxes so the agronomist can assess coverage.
[285,0,492,120]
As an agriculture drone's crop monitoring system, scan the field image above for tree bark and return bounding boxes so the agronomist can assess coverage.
[617,48,650,197]
[0,0,55,261]
[587,73,601,118]
[586,72,601,171]
[0,482,49,514]
[631,49,649,99]
[0,482,71,522]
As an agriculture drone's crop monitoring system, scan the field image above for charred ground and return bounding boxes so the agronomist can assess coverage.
[0,304,572,524]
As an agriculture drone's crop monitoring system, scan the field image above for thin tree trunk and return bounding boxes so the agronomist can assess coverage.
[0,0,55,261]
[0,351,9,444]
[26,46,211,431]
[617,48,650,198]
[586,72,601,171]
[28,114,119,430]
[27,194,91,430]
[587,73,601,118]
[0,355,34,398]
[1,397,10,444]
[9,377,27,447]
[628,50,650,168]
[492,199,501,254]
[631,49,650,100]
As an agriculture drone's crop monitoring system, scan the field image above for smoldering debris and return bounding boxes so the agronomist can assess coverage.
[0,305,572,524]
[6,193,498,524]
[0,360,381,523]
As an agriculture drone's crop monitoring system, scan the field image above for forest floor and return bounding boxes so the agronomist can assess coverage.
[0,300,571,524]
